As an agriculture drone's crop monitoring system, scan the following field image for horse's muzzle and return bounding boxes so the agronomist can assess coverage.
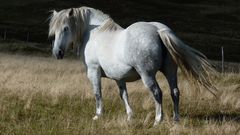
[53,48,64,59]
[57,49,64,59]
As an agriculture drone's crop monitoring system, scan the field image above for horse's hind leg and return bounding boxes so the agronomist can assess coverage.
[116,80,133,121]
[162,57,180,121]
[137,70,163,125]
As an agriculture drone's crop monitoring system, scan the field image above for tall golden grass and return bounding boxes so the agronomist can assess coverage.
[0,53,239,135]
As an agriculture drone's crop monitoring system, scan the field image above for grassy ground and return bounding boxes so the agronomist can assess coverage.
[0,53,239,135]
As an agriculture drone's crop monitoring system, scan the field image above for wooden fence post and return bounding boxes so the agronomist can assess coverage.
[221,46,224,73]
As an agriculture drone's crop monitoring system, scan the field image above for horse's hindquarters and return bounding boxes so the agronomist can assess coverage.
[124,23,164,72]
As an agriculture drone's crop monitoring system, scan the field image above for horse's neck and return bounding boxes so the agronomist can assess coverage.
[78,8,108,40]
[80,8,110,41]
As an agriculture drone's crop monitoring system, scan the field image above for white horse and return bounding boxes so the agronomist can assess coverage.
[49,7,215,125]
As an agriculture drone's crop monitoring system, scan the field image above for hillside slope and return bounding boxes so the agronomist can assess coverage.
[0,0,239,61]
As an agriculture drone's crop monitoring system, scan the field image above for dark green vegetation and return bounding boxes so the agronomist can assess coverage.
[0,0,239,61]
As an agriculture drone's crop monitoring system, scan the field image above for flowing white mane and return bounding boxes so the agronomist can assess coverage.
[97,18,122,32]
[49,7,122,41]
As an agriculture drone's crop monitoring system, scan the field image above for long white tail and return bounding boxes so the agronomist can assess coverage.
[158,29,217,95]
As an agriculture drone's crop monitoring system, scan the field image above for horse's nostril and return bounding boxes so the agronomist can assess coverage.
[59,50,62,55]
[58,50,64,59]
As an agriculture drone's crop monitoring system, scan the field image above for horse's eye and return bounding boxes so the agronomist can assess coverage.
[63,27,69,32]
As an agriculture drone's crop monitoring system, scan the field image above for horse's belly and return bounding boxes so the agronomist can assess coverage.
[122,70,141,82]
[101,64,140,82]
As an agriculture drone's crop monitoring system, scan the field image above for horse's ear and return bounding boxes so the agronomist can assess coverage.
[53,10,57,16]
[68,8,74,17]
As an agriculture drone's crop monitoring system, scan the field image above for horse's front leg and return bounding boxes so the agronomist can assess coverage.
[87,66,102,120]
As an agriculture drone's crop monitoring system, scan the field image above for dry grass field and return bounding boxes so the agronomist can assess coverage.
[0,53,239,135]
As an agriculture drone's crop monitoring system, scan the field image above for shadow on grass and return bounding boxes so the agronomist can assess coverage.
[186,113,240,122]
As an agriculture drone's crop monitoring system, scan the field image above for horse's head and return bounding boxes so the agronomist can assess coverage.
[49,8,76,59]
[49,7,113,59]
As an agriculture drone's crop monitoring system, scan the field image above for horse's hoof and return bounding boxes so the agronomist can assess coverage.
[153,117,163,126]
[127,112,133,122]
[127,116,132,122]
[93,115,99,120]
[173,115,180,122]
[174,118,180,122]
[153,121,160,126]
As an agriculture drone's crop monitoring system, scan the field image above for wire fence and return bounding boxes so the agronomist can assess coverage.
[0,28,49,43]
